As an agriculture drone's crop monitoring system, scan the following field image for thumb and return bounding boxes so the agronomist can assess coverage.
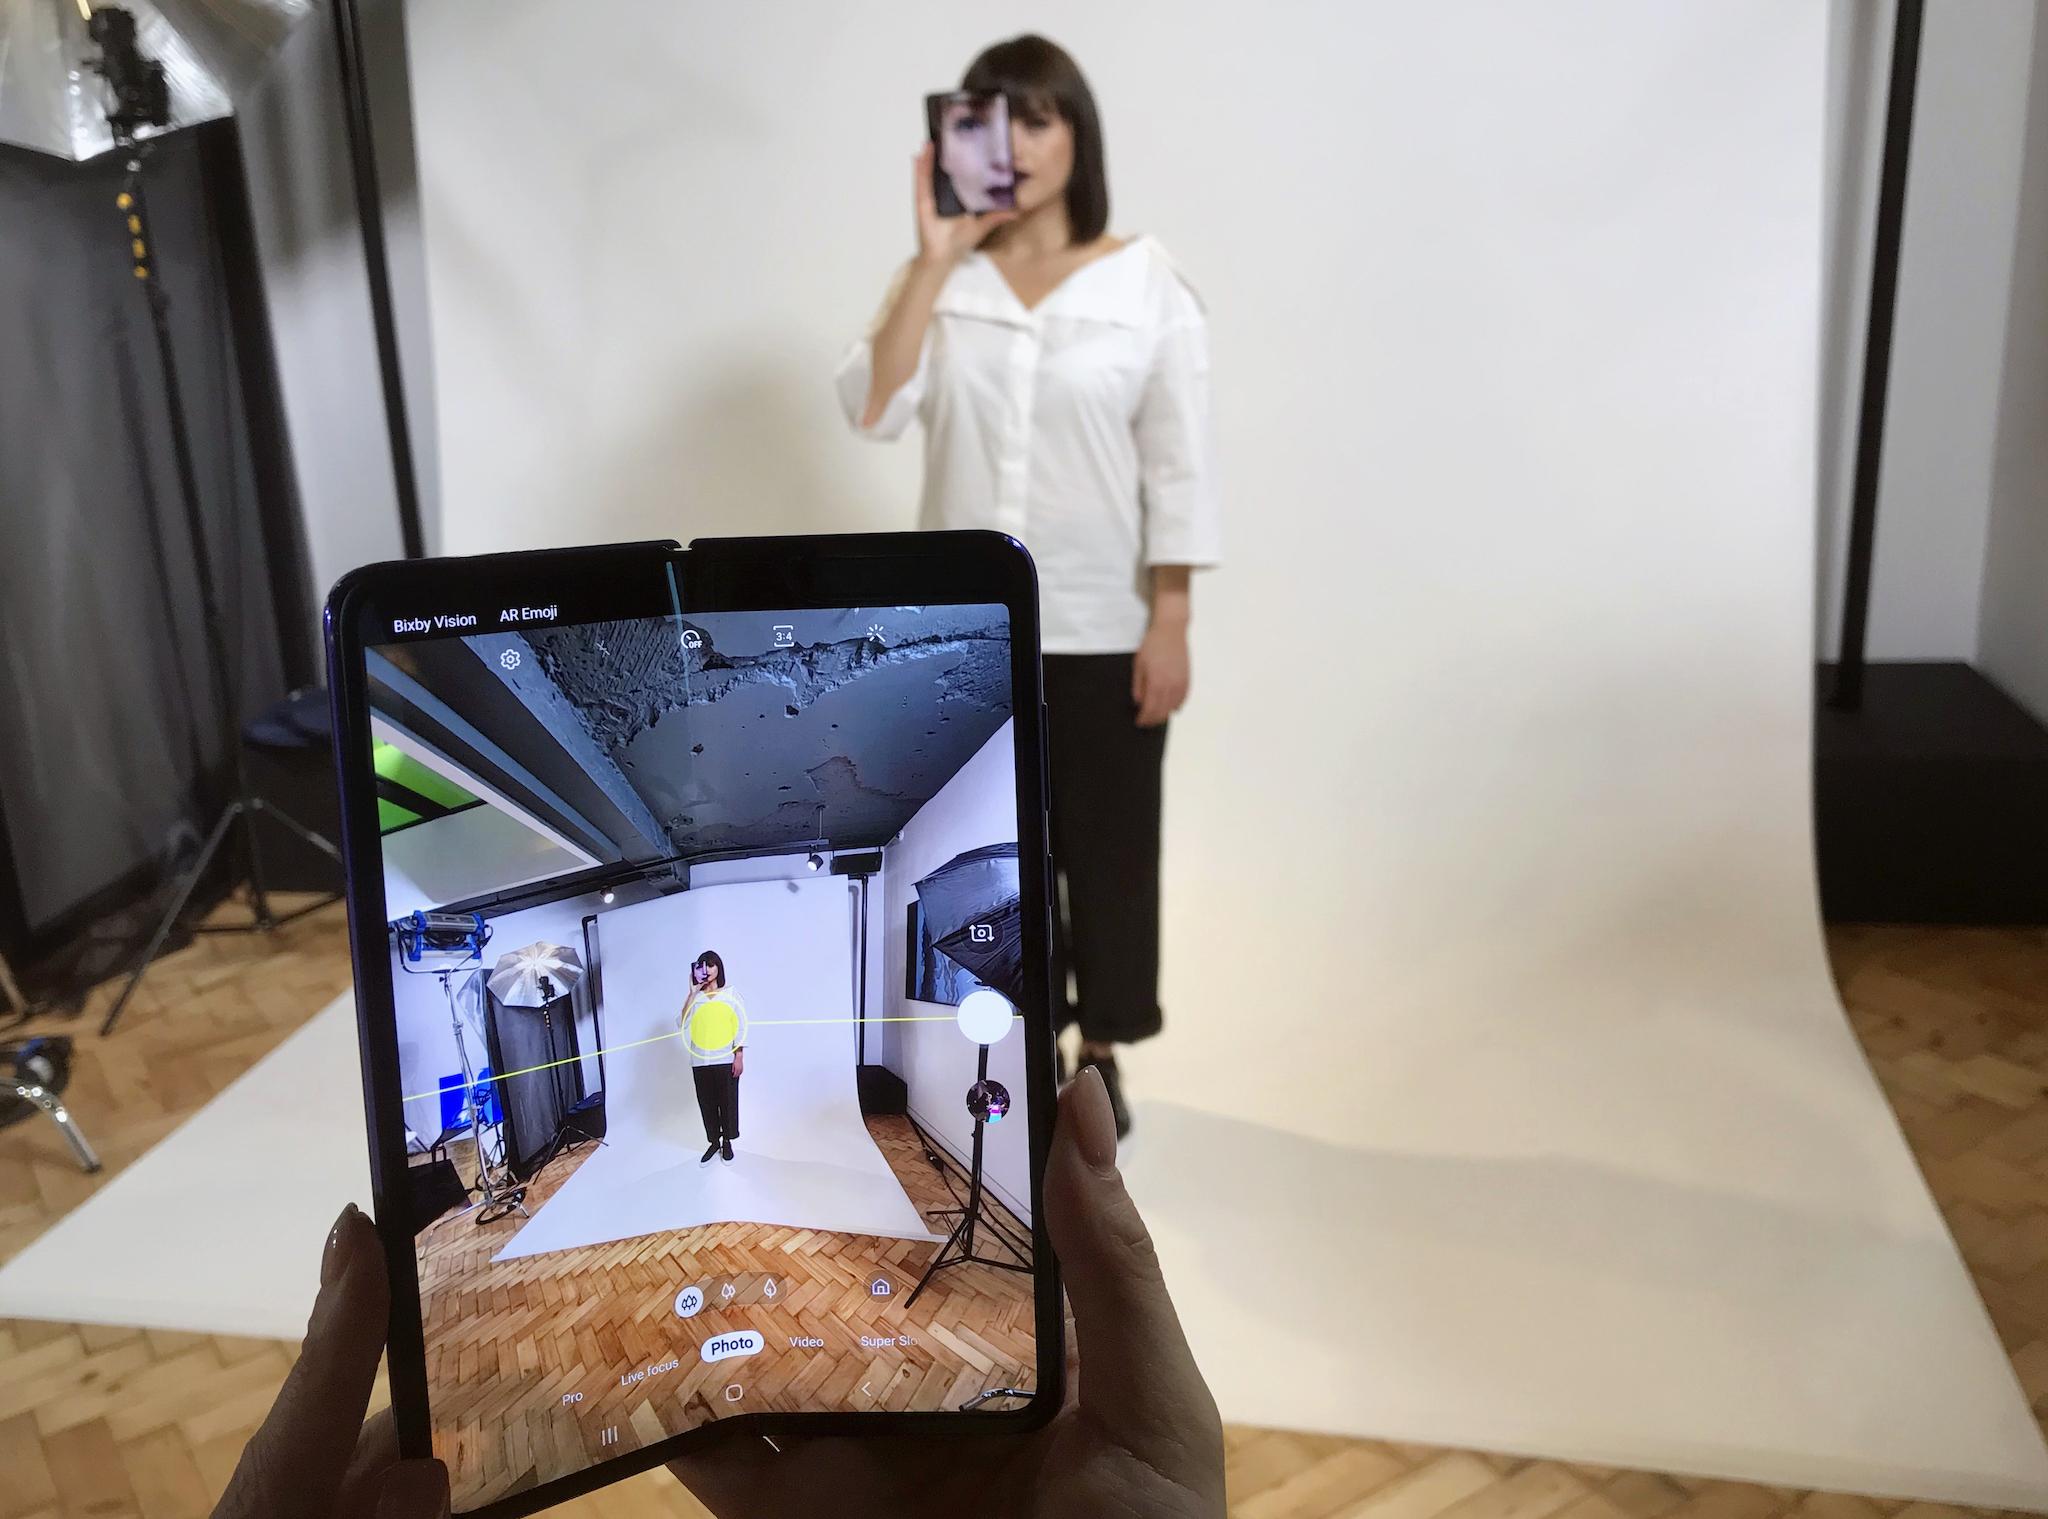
[375,1459,451,1518]
[215,1204,394,1518]
[1043,1069,1219,1462]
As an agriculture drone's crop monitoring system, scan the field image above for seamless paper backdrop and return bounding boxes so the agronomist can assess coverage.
[494,876,937,1262]
[406,0,2048,1501]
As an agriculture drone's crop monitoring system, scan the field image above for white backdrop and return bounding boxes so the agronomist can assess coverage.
[494,876,935,1261]
[407,0,2048,1501]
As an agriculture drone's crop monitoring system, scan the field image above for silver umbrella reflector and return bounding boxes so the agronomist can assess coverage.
[0,0,307,162]
[487,942,586,1008]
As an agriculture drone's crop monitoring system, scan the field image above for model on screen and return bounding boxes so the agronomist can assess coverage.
[680,949,747,1164]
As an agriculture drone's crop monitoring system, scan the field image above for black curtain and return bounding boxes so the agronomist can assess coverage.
[0,123,312,961]
[485,990,584,1181]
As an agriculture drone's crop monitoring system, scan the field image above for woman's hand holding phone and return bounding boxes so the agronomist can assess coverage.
[208,1207,449,1519]
[668,1067,1228,1519]
[209,1071,1222,1519]
[914,143,1014,270]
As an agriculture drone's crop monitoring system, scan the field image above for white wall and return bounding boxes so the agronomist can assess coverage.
[1981,10,2048,722]
[689,855,880,1060]
[878,723,1026,1223]
[240,0,438,610]
[403,4,2048,1497]
[1817,0,2040,665]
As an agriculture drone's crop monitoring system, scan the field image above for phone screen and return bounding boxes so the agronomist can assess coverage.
[927,90,1015,215]
[358,586,1041,1512]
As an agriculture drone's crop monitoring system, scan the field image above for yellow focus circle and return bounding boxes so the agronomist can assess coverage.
[688,1000,739,1057]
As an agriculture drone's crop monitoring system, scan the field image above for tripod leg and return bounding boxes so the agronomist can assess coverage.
[248,797,344,863]
[241,790,276,930]
[904,1210,972,1310]
[101,802,245,1036]
[13,1082,102,1173]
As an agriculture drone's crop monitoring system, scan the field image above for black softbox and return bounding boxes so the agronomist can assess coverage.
[915,843,1024,1005]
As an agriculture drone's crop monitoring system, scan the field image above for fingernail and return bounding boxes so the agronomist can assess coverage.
[1072,1065,1118,1170]
[376,1459,450,1519]
[321,1202,361,1289]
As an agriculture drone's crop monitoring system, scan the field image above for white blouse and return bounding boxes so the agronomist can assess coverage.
[834,235,1221,655]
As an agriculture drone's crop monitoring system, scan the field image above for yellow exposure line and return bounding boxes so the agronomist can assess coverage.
[397,1013,1014,1106]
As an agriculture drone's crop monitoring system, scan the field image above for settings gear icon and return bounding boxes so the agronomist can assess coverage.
[499,649,521,671]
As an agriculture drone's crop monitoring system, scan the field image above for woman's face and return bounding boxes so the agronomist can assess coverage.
[1007,98,1072,219]
[692,962,712,988]
[939,98,1015,212]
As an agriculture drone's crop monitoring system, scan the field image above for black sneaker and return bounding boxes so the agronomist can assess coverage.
[1075,1052,1132,1139]
[720,1140,734,1163]
[700,1142,719,1166]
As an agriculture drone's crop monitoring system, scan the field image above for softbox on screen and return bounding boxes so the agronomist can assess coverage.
[484,989,581,1180]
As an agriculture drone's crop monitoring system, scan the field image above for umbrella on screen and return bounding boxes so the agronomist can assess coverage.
[0,0,308,162]
[914,843,1024,1006]
[487,942,585,1008]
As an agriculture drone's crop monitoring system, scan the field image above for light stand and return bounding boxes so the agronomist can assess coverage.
[89,8,341,1038]
[2,1037,101,1175]
[398,914,526,1227]
[904,1041,1032,1309]
[438,964,527,1226]
[520,970,608,1180]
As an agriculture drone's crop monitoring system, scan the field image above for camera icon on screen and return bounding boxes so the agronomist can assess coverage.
[969,923,994,944]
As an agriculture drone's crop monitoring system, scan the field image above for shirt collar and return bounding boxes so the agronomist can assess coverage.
[937,236,1151,330]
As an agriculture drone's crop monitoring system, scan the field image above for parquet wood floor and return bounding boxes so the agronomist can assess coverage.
[417,1118,1036,1509]
[0,894,2042,1519]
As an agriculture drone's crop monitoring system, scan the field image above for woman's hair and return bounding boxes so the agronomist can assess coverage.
[963,34,1108,244]
[693,950,725,989]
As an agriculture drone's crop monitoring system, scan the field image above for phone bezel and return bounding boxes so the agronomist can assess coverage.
[324,532,1062,1518]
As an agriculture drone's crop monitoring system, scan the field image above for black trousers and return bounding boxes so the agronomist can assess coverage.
[1044,653,1167,1045]
[692,1063,739,1144]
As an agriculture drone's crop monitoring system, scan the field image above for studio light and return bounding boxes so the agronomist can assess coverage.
[954,988,1014,1046]
[906,986,1031,1309]
[601,888,616,904]
[806,852,824,872]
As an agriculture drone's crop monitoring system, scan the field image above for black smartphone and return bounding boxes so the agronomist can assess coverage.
[324,533,1061,1516]
[926,90,1015,216]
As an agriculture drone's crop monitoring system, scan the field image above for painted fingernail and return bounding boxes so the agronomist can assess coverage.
[322,1202,360,1288]
[1072,1066,1118,1171]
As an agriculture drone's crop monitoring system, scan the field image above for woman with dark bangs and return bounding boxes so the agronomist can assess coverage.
[836,35,1222,1138]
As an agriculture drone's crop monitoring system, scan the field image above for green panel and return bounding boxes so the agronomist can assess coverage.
[373,741,478,810]
[378,798,423,832]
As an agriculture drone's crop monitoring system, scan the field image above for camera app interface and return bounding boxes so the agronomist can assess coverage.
[366,601,1035,1511]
